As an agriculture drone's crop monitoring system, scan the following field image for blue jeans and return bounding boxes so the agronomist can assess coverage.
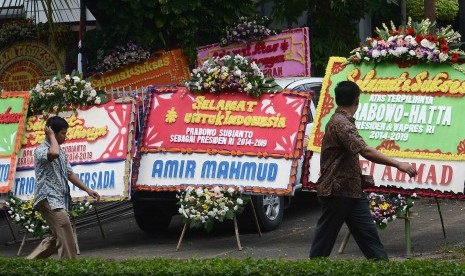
[309,195,388,261]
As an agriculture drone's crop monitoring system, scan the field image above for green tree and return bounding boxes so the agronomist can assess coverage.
[82,0,255,71]
[407,0,459,21]
[263,0,400,76]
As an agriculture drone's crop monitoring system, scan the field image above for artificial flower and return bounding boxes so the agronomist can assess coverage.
[185,53,282,97]
[94,42,151,74]
[177,185,250,232]
[347,18,465,65]
[220,15,278,46]
[368,192,415,229]
[28,71,108,116]
[6,196,95,238]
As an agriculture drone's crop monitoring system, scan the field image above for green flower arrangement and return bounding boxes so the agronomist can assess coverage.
[28,71,109,116]
[177,186,250,232]
[5,195,94,238]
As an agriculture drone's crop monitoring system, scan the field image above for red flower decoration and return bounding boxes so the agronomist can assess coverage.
[314,129,324,147]
[320,95,334,118]
[451,52,459,62]
[404,148,445,154]
[440,44,449,53]
[406,27,416,36]
[424,34,438,44]
[331,63,346,75]
[457,139,465,154]
[389,29,402,35]
[376,140,400,151]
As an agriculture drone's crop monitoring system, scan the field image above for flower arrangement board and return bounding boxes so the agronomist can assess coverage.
[5,195,95,237]
[0,91,29,196]
[28,73,108,117]
[197,28,310,78]
[177,186,250,232]
[0,42,64,91]
[90,49,190,91]
[133,86,311,195]
[306,57,465,196]
[12,98,137,202]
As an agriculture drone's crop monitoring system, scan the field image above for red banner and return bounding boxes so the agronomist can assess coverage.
[143,87,309,157]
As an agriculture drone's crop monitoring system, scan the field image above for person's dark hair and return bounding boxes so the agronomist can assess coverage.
[45,116,69,133]
[334,81,361,107]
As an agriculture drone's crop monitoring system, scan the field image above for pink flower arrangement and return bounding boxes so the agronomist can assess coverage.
[95,42,151,74]
[348,18,464,64]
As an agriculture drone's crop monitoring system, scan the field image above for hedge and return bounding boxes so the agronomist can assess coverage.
[1,257,465,275]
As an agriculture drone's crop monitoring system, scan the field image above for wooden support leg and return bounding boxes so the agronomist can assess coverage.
[17,232,27,257]
[3,209,17,242]
[176,223,188,252]
[72,220,80,255]
[435,198,447,239]
[405,209,411,257]
[338,232,351,254]
[249,199,262,237]
[233,215,242,251]
[94,206,106,239]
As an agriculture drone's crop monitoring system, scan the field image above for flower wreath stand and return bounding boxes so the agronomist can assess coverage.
[175,187,262,252]
[336,193,449,257]
[176,199,262,252]
[337,206,416,256]
[70,203,107,255]
[5,196,102,256]
[16,204,105,256]
[1,205,18,242]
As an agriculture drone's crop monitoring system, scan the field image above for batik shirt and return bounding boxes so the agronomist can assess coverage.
[33,140,73,210]
[316,108,367,198]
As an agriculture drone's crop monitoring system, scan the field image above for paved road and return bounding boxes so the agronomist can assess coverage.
[2,193,465,260]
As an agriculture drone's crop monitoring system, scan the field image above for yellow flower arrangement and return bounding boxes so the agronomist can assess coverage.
[6,196,94,237]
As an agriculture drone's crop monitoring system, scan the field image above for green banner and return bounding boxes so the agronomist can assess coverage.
[0,92,29,194]
[309,57,465,161]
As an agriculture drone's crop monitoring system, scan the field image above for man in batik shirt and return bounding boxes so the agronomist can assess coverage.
[309,81,417,261]
[27,116,100,260]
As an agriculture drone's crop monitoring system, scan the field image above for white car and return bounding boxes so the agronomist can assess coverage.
[274,76,323,190]
[132,77,324,234]
[252,77,323,231]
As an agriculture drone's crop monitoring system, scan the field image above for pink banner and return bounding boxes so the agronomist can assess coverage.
[197,28,311,78]
[143,87,309,157]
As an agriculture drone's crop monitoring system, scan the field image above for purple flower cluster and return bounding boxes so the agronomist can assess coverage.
[220,16,277,47]
[368,192,415,229]
[95,42,151,73]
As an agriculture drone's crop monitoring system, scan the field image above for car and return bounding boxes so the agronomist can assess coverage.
[250,77,323,232]
[131,77,324,234]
